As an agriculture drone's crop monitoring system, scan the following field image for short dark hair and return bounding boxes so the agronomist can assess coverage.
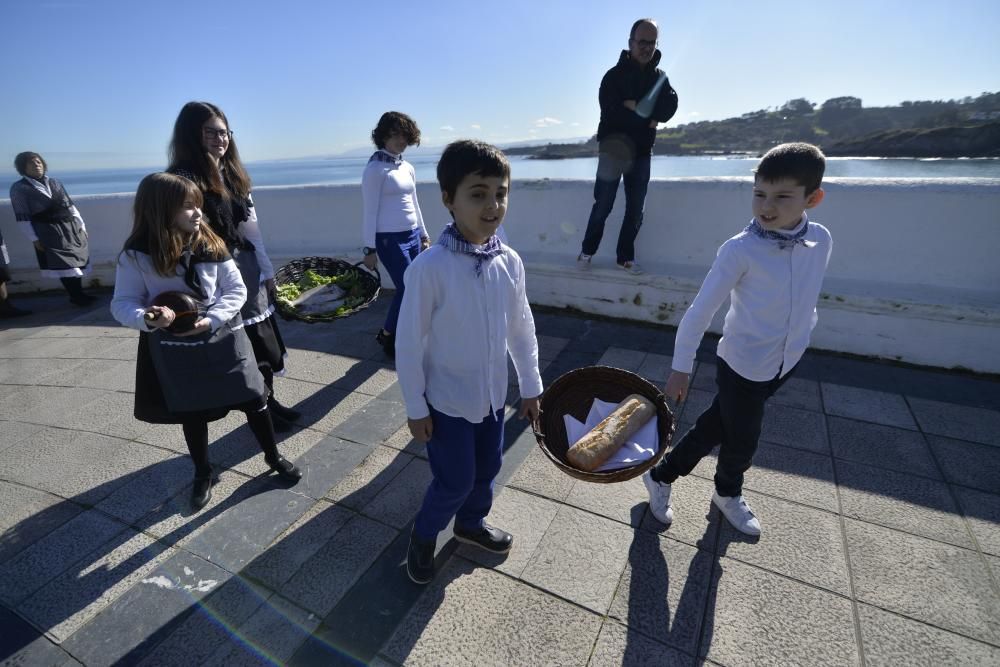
[14,152,46,177]
[371,111,421,150]
[754,142,826,194]
[630,18,657,40]
[436,140,511,202]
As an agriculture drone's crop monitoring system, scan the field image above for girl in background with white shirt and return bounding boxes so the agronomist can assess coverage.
[360,112,429,359]
[111,173,301,512]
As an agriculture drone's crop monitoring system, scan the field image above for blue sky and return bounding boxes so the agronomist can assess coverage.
[2,0,998,169]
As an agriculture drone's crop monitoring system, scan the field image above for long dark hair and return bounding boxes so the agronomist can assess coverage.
[168,101,252,199]
[122,173,227,276]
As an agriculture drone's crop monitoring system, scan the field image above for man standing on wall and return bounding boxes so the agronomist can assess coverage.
[578,18,678,275]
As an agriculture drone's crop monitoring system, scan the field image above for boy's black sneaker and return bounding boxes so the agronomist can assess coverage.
[453,523,513,554]
[406,531,435,584]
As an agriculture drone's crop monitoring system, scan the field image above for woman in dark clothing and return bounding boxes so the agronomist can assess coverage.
[9,152,94,306]
[166,101,301,431]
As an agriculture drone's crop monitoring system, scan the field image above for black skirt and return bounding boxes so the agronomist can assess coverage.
[246,314,287,373]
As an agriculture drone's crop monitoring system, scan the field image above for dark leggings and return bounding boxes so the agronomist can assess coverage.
[59,277,86,298]
[181,400,279,478]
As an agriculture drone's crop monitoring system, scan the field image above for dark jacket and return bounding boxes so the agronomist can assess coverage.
[596,49,678,156]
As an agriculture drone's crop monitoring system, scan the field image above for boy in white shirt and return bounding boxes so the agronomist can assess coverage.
[644,143,832,536]
[395,140,543,584]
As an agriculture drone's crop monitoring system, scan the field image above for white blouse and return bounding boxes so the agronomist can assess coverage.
[361,154,428,247]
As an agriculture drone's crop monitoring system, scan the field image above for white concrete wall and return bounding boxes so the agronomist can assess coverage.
[3,177,999,373]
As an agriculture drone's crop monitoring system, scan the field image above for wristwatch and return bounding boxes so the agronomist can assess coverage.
[362,246,376,256]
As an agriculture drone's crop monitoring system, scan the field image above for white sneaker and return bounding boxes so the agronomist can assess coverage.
[642,471,673,524]
[618,260,644,275]
[712,492,761,536]
[577,253,593,270]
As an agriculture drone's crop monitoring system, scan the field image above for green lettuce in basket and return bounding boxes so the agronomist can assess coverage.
[276,268,369,317]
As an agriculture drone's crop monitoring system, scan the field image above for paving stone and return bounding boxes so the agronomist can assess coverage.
[952,486,1000,556]
[0,427,169,506]
[474,580,603,666]
[330,398,409,448]
[927,435,1000,494]
[327,445,414,510]
[537,335,569,362]
[597,346,646,372]
[637,353,673,385]
[206,593,321,666]
[244,500,353,589]
[702,558,858,666]
[690,441,839,512]
[382,559,518,667]
[0,481,83,565]
[377,379,405,404]
[521,505,633,613]
[718,491,851,595]
[827,416,941,479]
[760,404,829,454]
[281,349,371,386]
[18,527,171,643]
[690,361,716,392]
[134,575,271,666]
[845,518,1000,645]
[858,602,1000,667]
[136,469,261,548]
[361,457,433,529]
[282,515,396,617]
[60,549,230,665]
[771,375,822,412]
[94,454,201,525]
[836,459,971,547]
[639,473,721,551]
[564,474,650,527]
[0,605,81,667]
[608,529,713,655]
[226,424,327,479]
[0,385,109,424]
[507,444,576,502]
[381,424,425,457]
[821,383,917,430]
[908,397,1000,448]
[457,486,560,577]
[674,389,713,429]
[60,390,153,442]
[269,376,371,433]
[0,509,128,605]
[0,357,89,388]
[589,619,696,667]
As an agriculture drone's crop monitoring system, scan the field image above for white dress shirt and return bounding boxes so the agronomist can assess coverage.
[671,215,833,381]
[111,250,247,333]
[395,243,544,422]
[361,155,428,247]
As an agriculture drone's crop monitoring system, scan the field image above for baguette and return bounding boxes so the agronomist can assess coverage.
[566,394,656,472]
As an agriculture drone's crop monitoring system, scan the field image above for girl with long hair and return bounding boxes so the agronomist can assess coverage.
[167,101,299,431]
[111,173,301,511]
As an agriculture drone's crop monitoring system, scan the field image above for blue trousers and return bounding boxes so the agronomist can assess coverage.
[652,358,795,497]
[412,405,505,541]
[375,228,421,335]
[580,148,651,264]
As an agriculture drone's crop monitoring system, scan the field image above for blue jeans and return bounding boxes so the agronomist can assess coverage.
[375,228,421,335]
[580,148,651,264]
[412,405,505,541]
[652,358,796,497]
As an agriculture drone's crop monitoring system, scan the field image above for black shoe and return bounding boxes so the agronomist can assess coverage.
[453,522,513,554]
[376,330,395,360]
[406,531,436,584]
[265,455,302,482]
[191,472,215,511]
[0,302,31,318]
[267,396,301,423]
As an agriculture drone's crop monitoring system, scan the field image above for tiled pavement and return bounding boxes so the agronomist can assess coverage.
[1,289,999,666]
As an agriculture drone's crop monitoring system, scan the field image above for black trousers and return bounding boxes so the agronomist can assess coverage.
[652,357,795,497]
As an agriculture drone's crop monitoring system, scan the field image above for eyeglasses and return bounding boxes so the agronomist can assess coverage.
[202,128,233,140]
[631,38,657,48]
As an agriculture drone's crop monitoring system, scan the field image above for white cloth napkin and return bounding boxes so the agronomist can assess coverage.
[563,399,658,472]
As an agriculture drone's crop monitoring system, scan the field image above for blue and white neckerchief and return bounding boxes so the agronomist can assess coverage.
[438,223,504,277]
[369,149,402,166]
[745,215,815,250]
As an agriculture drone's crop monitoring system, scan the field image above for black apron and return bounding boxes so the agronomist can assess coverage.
[27,180,89,271]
